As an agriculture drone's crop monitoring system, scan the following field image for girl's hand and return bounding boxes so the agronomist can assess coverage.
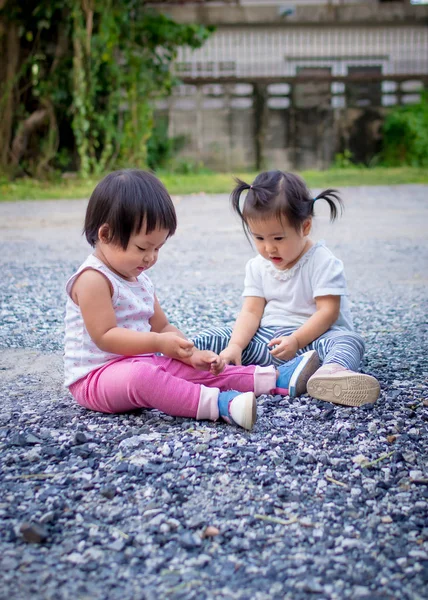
[190,349,225,374]
[268,335,299,361]
[209,355,226,376]
[158,333,194,360]
[219,344,242,366]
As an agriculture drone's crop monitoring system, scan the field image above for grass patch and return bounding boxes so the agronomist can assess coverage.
[1,167,427,202]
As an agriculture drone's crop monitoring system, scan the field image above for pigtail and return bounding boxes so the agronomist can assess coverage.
[313,188,343,222]
[231,177,252,221]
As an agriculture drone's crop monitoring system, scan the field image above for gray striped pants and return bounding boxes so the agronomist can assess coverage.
[193,325,365,372]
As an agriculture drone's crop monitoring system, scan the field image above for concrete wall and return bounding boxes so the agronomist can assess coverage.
[161,83,402,170]
[152,1,427,170]
[162,101,387,171]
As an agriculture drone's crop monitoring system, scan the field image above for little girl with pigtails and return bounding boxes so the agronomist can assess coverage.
[194,170,380,407]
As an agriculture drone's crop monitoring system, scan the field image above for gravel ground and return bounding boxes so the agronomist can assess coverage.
[0,185,427,600]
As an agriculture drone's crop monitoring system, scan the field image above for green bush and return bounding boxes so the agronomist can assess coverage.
[147,118,188,170]
[165,158,209,175]
[332,149,357,169]
[381,93,428,167]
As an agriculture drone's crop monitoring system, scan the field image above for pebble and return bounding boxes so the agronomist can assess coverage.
[179,531,202,549]
[202,526,220,538]
[19,522,48,544]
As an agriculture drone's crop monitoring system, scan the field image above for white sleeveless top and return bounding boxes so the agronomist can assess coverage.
[64,254,155,387]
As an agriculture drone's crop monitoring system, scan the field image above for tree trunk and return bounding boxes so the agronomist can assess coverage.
[0,20,20,168]
[10,109,49,166]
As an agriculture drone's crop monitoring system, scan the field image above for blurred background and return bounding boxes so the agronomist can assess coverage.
[0,0,427,185]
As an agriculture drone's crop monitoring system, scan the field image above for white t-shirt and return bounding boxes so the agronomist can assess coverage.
[64,254,155,387]
[243,241,354,331]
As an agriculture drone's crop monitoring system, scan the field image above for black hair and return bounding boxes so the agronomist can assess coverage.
[230,170,343,237]
[84,169,177,248]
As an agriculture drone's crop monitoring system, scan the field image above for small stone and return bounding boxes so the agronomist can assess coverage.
[39,511,56,524]
[179,531,202,549]
[115,462,128,473]
[194,444,208,453]
[352,454,369,466]
[147,513,166,528]
[100,486,116,499]
[299,518,314,528]
[66,552,85,564]
[202,526,220,538]
[25,433,43,445]
[160,443,171,456]
[110,538,126,552]
[19,522,48,543]
[74,432,88,444]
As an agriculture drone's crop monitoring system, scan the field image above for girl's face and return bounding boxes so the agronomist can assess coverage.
[247,214,312,270]
[96,225,170,281]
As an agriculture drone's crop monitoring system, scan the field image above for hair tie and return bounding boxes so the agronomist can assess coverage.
[312,197,317,202]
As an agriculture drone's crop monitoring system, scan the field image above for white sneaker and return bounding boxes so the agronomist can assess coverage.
[307,364,380,406]
[218,391,257,430]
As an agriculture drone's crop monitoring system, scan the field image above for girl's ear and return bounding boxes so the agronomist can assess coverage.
[302,217,312,236]
[98,223,111,244]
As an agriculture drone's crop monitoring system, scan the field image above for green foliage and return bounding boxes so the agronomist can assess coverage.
[332,149,356,169]
[381,93,428,167]
[165,158,208,175]
[0,0,73,176]
[0,1,214,177]
[69,1,213,175]
[147,117,187,170]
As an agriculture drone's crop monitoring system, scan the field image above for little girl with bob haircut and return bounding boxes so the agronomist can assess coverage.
[64,169,319,430]
[194,170,380,407]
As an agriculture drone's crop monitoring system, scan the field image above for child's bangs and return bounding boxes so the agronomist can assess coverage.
[242,192,290,225]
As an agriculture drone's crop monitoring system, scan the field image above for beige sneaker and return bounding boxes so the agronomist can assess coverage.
[307,363,380,406]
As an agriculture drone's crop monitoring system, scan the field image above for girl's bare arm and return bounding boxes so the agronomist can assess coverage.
[228,296,266,349]
[149,293,224,372]
[292,295,340,348]
[72,270,193,358]
[269,295,340,360]
[149,295,187,337]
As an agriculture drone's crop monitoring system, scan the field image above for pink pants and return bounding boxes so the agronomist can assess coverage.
[69,354,277,421]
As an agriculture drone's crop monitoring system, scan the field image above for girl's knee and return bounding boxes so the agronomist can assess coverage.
[348,331,365,353]
[193,327,232,351]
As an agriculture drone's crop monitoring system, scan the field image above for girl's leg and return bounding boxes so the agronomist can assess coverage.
[70,356,204,416]
[193,325,280,367]
[192,326,233,354]
[272,327,365,371]
[305,331,379,406]
[193,325,320,395]
[241,327,280,366]
[153,354,276,398]
[309,330,365,372]
[69,355,277,421]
